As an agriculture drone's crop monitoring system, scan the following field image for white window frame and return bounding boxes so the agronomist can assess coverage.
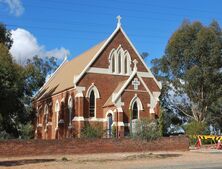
[55,100,60,130]
[86,83,100,118]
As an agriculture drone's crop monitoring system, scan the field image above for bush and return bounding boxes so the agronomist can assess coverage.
[134,118,161,141]
[81,123,104,138]
[111,125,116,138]
[184,121,209,144]
[184,121,208,135]
[19,123,34,139]
[0,130,12,140]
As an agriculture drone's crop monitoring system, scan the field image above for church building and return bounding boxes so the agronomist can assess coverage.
[33,16,161,139]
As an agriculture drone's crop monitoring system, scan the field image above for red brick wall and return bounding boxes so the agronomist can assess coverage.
[78,73,129,118]
[121,74,150,123]
[0,136,189,157]
[142,77,160,92]
[34,89,76,139]
[91,30,147,72]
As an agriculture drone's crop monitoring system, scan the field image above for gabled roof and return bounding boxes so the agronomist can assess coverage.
[74,24,161,89]
[35,40,106,101]
[35,19,161,101]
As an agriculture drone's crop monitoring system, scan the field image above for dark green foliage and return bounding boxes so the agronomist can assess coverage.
[151,20,222,125]
[0,23,13,49]
[184,121,208,136]
[19,122,34,139]
[0,23,58,139]
[0,43,25,138]
[207,97,222,132]
[81,123,104,138]
[184,121,209,144]
[158,108,166,136]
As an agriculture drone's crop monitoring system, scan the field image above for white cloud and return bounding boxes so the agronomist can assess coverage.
[45,47,70,60]
[10,28,70,64]
[0,0,24,16]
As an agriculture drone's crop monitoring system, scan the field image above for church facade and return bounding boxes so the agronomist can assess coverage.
[33,17,161,139]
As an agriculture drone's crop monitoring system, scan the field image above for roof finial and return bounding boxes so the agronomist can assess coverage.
[117,15,122,27]
[133,59,138,71]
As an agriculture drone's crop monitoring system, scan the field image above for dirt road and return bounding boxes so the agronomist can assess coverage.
[0,150,222,169]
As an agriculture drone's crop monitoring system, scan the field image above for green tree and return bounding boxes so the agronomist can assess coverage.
[0,43,26,138]
[151,20,222,123]
[0,23,13,49]
[0,23,58,139]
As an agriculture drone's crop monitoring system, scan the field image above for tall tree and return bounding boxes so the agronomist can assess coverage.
[151,20,222,123]
[0,23,59,138]
[0,23,13,49]
[0,43,25,138]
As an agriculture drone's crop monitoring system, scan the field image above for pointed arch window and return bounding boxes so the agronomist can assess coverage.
[86,83,100,118]
[89,90,95,117]
[109,46,132,75]
[132,102,138,119]
[129,95,143,120]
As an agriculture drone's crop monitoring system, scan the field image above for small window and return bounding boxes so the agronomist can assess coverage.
[89,90,95,117]
[132,102,138,119]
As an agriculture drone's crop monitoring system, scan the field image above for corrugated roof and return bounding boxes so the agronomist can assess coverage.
[36,40,106,101]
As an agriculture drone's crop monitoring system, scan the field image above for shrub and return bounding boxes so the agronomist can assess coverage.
[0,130,12,140]
[184,121,209,144]
[134,118,161,141]
[81,123,104,138]
[111,125,116,138]
[184,121,208,136]
[19,122,34,139]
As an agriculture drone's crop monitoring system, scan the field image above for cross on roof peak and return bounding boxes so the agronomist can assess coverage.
[117,15,122,27]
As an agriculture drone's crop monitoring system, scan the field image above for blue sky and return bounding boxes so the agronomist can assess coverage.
[0,0,222,66]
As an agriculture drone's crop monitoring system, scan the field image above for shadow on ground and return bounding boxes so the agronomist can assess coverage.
[0,159,56,167]
[78,153,182,163]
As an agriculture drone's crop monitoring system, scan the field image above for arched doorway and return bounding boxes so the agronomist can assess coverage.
[107,113,113,138]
